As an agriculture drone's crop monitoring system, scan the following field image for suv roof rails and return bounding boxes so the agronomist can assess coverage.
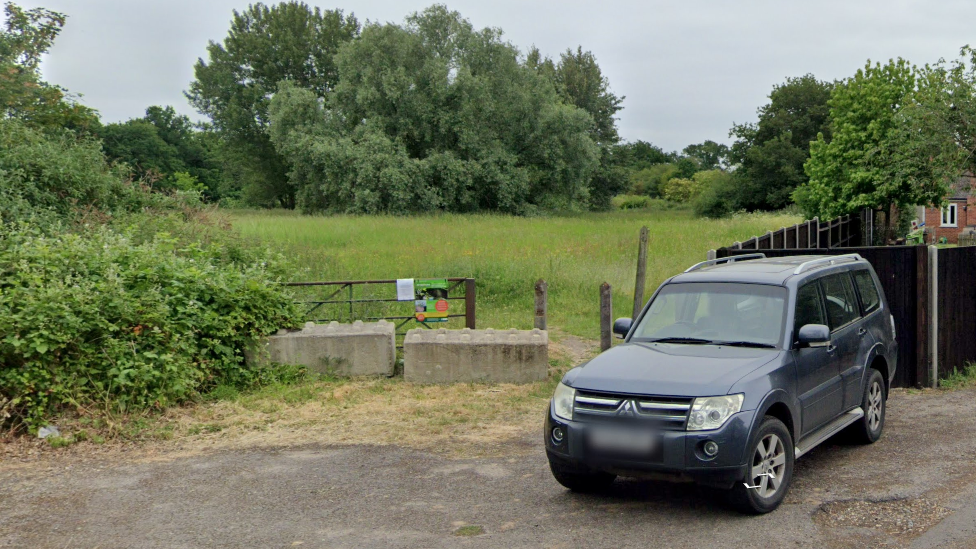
[792,254,863,275]
[684,253,767,273]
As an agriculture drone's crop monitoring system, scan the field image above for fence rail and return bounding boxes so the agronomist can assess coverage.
[284,278,476,347]
[729,212,866,251]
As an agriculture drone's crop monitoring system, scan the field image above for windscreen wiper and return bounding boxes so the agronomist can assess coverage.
[648,337,713,345]
[711,340,777,349]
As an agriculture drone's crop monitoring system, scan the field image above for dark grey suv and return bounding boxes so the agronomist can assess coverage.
[545,254,896,513]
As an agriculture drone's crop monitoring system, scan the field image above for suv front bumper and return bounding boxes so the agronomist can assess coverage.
[544,405,755,489]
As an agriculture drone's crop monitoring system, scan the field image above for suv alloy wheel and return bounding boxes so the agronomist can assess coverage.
[727,416,794,514]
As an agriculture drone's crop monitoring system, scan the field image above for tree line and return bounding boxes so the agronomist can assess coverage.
[9,0,976,227]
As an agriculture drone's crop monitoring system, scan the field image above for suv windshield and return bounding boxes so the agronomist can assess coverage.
[631,282,787,348]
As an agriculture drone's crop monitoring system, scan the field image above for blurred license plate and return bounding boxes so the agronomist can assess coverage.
[588,428,656,454]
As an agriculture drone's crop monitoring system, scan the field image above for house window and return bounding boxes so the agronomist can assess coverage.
[942,203,958,227]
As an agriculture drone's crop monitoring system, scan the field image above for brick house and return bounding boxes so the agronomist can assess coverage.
[917,173,976,244]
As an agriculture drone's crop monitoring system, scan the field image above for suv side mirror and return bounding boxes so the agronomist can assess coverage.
[797,324,830,348]
[613,318,633,338]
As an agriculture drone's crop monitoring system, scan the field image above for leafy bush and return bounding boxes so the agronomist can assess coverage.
[0,4,302,434]
[0,119,128,221]
[661,177,702,202]
[628,163,677,197]
[691,170,738,218]
[0,224,301,428]
[612,194,653,210]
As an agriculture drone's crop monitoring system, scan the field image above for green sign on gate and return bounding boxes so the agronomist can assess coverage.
[414,278,449,323]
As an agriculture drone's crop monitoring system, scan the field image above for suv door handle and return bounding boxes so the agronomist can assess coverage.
[826,344,836,353]
[857,328,867,336]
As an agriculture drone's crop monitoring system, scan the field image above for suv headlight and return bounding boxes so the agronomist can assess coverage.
[552,382,575,421]
[687,394,743,431]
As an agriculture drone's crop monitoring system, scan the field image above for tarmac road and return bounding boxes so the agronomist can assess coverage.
[2,388,976,549]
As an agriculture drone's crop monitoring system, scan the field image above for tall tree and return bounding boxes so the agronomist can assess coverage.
[100,119,183,176]
[186,1,359,208]
[729,74,833,211]
[555,47,623,146]
[100,106,222,197]
[552,47,626,208]
[798,59,962,240]
[682,140,729,171]
[268,6,600,214]
[0,2,97,132]
[615,140,675,170]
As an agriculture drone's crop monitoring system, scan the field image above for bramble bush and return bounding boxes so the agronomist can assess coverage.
[0,118,303,430]
[0,225,301,428]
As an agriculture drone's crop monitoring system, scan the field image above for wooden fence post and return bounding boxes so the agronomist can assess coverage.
[600,282,612,351]
[633,226,649,320]
[928,246,939,387]
[465,278,477,329]
[916,245,929,387]
[534,279,548,330]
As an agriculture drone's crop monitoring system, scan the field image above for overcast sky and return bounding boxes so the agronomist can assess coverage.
[17,0,976,151]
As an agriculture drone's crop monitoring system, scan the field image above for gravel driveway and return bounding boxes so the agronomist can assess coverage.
[2,388,976,549]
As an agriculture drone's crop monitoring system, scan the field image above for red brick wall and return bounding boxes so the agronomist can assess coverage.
[923,198,975,244]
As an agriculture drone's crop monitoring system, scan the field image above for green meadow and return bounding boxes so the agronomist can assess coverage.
[229,207,801,339]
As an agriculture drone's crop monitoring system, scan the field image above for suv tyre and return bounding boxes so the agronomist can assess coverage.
[727,416,794,514]
[549,460,616,493]
[850,368,886,444]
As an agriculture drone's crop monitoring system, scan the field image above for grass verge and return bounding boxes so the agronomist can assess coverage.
[1,338,593,461]
[940,363,976,390]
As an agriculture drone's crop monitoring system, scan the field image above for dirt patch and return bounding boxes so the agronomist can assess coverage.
[548,330,600,366]
[815,497,952,538]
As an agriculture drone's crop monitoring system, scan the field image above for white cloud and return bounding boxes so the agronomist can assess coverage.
[18,0,976,150]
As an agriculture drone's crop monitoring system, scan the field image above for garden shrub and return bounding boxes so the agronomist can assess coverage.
[0,225,301,428]
[661,177,702,202]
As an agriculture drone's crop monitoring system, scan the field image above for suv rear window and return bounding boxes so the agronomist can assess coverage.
[821,273,860,330]
[852,270,880,314]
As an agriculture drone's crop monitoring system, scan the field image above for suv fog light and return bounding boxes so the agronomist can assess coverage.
[551,427,565,444]
[703,440,719,457]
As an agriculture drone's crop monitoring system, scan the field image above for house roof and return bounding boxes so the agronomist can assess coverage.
[948,172,976,200]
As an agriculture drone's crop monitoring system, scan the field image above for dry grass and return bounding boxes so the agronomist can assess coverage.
[156,338,594,458]
[1,338,597,465]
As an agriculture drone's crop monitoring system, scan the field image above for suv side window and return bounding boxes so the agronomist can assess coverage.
[852,269,880,315]
[820,273,860,330]
[794,282,825,341]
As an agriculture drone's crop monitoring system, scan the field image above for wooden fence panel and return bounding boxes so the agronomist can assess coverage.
[773,229,785,249]
[717,246,923,387]
[937,246,976,377]
[785,226,797,249]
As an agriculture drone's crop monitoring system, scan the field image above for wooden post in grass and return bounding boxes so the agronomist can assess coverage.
[465,278,477,329]
[534,279,548,330]
[632,226,649,320]
[600,282,612,351]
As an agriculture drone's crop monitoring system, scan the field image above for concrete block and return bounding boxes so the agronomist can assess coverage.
[252,320,395,377]
[403,328,548,384]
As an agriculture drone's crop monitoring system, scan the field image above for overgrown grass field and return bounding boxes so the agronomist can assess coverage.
[230,207,802,338]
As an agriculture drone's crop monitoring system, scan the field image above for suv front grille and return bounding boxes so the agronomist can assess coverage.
[574,390,692,430]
